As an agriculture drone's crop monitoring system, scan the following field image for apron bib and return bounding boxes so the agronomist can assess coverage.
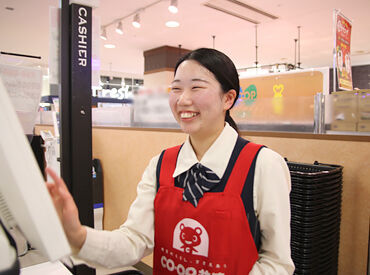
[154,142,262,275]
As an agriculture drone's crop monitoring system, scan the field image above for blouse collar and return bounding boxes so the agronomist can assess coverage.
[173,122,238,179]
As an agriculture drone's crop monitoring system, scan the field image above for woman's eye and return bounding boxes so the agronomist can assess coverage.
[192,86,203,90]
[171,87,181,92]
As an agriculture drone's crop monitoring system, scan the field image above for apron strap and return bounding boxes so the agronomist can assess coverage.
[157,145,182,188]
[224,142,263,195]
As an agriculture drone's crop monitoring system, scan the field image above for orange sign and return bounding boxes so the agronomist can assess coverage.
[335,11,353,91]
[232,70,325,123]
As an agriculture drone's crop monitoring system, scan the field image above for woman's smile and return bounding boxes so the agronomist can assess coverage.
[179,111,200,119]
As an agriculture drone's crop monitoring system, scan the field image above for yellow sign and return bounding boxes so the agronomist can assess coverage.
[273,84,284,98]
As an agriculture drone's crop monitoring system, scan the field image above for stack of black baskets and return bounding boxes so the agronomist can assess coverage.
[287,161,343,275]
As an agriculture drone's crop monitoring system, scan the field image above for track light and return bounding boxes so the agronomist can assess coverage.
[115,21,123,35]
[165,21,179,28]
[168,0,178,14]
[104,44,116,49]
[100,28,107,40]
[132,13,141,28]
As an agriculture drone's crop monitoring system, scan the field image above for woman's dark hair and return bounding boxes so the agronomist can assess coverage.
[174,48,239,132]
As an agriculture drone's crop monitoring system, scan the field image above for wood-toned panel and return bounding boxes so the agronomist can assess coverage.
[143,45,191,73]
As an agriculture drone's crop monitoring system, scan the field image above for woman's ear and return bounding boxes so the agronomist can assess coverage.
[223,89,237,110]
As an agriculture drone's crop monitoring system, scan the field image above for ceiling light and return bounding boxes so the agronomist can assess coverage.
[104,44,116,49]
[168,0,178,14]
[165,21,179,28]
[100,28,107,40]
[132,13,141,28]
[115,21,123,35]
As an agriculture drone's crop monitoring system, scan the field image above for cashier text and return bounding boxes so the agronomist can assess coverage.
[77,7,89,67]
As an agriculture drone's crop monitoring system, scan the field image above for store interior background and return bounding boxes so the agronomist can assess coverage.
[1,0,370,90]
[1,0,370,274]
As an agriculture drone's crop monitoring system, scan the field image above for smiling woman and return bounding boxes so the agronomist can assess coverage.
[169,61,234,147]
[152,49,294,274]
[47,47,294,274]
[173,49,240,126]
[169,49,238,159]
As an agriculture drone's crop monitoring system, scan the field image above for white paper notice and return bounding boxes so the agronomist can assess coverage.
[0,64,42,134]
[49,6,60,85]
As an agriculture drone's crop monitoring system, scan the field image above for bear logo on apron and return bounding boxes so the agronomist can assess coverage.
[172,218,209,257]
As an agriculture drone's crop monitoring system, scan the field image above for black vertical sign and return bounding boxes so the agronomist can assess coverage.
[69,3,94,228]
[61,2,95,274]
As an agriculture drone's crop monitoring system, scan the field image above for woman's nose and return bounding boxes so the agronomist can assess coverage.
[177,89,192,105]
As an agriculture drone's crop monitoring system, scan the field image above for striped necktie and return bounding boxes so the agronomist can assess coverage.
[176,163,220,207]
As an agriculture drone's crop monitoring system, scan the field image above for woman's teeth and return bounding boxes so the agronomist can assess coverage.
[180,112,197,118]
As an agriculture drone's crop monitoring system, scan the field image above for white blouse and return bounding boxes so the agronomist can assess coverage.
[77,123,295,274]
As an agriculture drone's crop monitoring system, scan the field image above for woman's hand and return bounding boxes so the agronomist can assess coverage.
[45,167,87,253]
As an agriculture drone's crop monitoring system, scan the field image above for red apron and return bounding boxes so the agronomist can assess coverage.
[154,142,262,275]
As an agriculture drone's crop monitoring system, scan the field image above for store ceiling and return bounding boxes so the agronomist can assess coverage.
[0,0,369,76]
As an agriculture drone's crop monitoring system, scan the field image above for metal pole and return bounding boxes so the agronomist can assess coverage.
[294,38,297,68]
[0,51,41,59]
[314,92,325,134]
[178,44,182,58]
[255,25,258,68]
[333,10,337,92]
[314,93,321,133]
[297,26,301,68]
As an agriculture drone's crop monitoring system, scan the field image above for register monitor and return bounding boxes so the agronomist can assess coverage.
[0,76,71,267]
